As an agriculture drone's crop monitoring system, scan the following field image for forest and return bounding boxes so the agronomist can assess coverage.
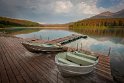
[0,17,43,28]
[69,18,124,29]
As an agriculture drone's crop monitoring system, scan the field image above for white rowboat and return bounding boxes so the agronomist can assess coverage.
[55,52,98,76]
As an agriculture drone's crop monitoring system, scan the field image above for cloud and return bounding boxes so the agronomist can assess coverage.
[53,0,73,13]
[108,0,124,12]
[76,2,105,14]
[51,0,106,15]
[0,0,124,23]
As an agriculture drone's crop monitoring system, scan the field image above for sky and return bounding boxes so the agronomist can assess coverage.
[0,0,124,24]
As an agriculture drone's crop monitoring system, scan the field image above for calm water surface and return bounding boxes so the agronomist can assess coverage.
[16,29,76,40]
[1,27,124,75]
[15,29,124,56]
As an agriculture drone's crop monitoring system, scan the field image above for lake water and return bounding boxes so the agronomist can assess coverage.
[14,28,124,55]
[1,27,124,76]
[16,29,77,40]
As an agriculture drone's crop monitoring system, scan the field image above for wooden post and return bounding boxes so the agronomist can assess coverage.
[48,37,49,41]
[40,35,42,39]
[34,34,35,39]
[67,47,69,52]
[108,47,111,56]
[81,43,83,51]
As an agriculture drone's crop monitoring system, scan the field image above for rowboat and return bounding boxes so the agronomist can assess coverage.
[22,42,67,52]
[55,51,98,77]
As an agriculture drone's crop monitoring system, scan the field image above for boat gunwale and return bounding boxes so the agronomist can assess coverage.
[55,52,99,68]
[22,42,63,48]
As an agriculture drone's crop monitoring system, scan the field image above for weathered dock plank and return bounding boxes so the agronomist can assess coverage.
[7,38,49,83]
[1,42,18,83]
[0,36,114,83]
[46,34,86,44]
[0,42,10,83]
[2,38,33,83]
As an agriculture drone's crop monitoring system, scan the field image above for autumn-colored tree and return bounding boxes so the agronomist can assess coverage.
[69,18,124,28]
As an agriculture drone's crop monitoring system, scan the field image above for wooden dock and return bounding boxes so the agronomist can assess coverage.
[0,36,114,83]
[30,34,87,45]
[23,34,87,45]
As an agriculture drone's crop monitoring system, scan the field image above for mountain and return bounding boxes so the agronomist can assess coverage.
[69,9,124,29]
[112,9,124,18]
[0,16,43,28]
[91,11,113,19]
[90,9,124,19]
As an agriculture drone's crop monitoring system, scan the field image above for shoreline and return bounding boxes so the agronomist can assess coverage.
[0,26,69,29]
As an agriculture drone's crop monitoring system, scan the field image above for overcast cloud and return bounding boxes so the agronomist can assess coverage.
[0,0,124,24]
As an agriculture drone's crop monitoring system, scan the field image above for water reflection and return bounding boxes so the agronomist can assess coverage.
[0,27,41,35]
[70,28,124,37]
[16,29,76,40]
[66,36,124,56]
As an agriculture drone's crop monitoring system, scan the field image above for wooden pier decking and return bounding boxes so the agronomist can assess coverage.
[0,36,114,83]
[28,34,86,45]
[48,34,87,45]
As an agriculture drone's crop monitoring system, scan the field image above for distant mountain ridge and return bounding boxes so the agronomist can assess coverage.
[69,9,124,29]
[0,16,43,28]
[90,9,124,19]
[113,9,124,18]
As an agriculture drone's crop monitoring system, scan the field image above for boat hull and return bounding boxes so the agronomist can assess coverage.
[55,52,98,77]
[22,43,66,52]
[56,63,95,77]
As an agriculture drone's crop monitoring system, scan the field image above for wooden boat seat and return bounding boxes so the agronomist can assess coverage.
[58,58,79,66]
[66,53,95,66]
[73,51,97,61]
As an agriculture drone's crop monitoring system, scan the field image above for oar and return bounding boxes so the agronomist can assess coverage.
[77,43,78,51]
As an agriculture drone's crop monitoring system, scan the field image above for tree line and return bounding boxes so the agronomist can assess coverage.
[0,17,43,28]
[69,18,124,28]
